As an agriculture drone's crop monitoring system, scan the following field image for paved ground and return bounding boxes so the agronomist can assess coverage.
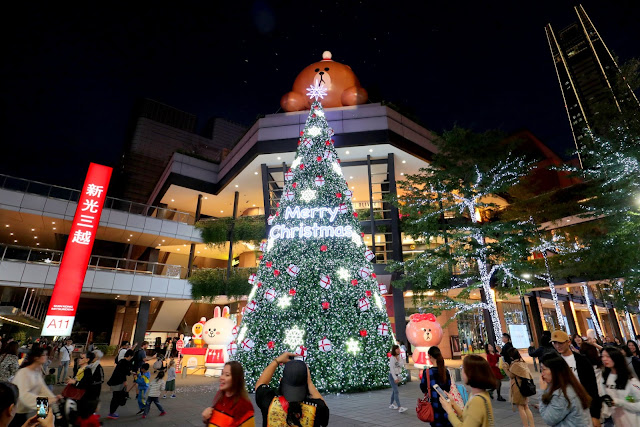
[49,356,547,426]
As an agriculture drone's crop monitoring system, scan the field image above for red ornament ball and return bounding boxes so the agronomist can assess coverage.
[257,282,262,288]
[320,245,327,252]
[275,211,279,216]
[387,352,392,358]
[337,159,341,164]
[293,182,298,188]
[336,192,342,198]
[316,156,322,162]
[353,212,358,218]
[360,330,368,337]
[299,164,304,170]
[300,131,304,136]
[267,341,274,349]
[297,140,301,146]
[266,261,272,268]
[361,232,365,237]
[351,279,358,286]
[289,288,296,296]
[371,273,377,278]
[274,269,280,276]
[259,255,264,260]
[321,302,330,310]
[365,290,372,297]
[276,202,280,207]
[325,140,330,145]
[312,114,316,118]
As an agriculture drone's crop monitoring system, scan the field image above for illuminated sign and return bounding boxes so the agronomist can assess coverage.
[41,163,112,336]
[268,205,353,240]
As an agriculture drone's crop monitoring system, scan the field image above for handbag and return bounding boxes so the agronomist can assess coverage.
[515,375,536,397]
[447,368,465,408]
[61,384,85,400]
[416,368,435,423]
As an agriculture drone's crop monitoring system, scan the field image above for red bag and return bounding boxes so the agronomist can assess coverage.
[416,367,434,422]
[62,384,85,401]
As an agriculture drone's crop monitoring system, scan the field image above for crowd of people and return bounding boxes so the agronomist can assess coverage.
[3,329,640,426]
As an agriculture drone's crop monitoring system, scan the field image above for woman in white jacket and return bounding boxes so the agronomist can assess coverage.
[601,346,640,426]
[388,345,407,413]
[10,347,57,426]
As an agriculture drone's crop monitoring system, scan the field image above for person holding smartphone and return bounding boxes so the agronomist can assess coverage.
[254,352,329,426]
[8,347,57,427]
[438,355,495,427]
[0,381,54,427]
[601,346,640,426]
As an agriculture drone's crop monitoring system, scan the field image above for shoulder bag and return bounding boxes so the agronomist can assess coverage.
[514,375,536,397]
[416,368,435,422]
[62,384,85,401]
[476,394,494,427]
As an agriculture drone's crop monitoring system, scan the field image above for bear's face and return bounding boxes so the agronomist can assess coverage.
[405,313,443,348]
[292,60,361,109]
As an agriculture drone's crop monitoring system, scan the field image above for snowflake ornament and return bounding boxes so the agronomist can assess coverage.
[284,325,306,349]
[306,83,328,100]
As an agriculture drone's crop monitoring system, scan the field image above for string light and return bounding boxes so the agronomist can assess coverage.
[582,284,604,339]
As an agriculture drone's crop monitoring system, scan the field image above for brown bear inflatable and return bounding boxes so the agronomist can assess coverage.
[280,51,368,112]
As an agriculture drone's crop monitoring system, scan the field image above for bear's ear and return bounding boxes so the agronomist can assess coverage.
[222,306,230,319]
[214,306,221,318]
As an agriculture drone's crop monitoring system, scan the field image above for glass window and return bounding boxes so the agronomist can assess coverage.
[457,309,487,354]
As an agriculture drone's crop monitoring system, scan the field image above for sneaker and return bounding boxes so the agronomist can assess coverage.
[170,395,176,398]
[136,409,144,415]
[107,413,119,419]
[142,415,146,419]
[162,395,166,399]
[389,404,398,410]
[160,412,167,416]
[398,407,408,413]
[497,396,506,402]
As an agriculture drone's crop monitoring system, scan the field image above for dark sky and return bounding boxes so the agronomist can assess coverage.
[1,1,638,190]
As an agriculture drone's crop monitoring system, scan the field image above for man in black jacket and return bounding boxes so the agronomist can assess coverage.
[500,333,514,364]
[550,330,600,423]
[106,350,134,419]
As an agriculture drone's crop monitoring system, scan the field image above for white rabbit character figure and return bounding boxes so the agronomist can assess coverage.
[203,306,235,377]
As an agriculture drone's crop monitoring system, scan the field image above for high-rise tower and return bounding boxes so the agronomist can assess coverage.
[545,5,640,166]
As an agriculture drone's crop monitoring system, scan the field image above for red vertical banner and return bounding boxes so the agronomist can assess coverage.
[41,163,112,336]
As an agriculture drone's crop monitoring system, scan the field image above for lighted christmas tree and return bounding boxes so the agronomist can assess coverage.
[232,86,397,393]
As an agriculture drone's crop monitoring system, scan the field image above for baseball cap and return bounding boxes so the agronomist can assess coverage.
[550,330,570,343]
[280,360,308,402]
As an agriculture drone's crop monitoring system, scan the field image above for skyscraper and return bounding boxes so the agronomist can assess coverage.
[545,5,640,166]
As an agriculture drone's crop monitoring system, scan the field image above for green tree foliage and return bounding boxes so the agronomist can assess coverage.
[390,127,536,338]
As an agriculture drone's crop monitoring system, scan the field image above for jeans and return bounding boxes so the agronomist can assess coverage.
[389,373,401,406]
[144,397,164,415]
[57,360,69,382]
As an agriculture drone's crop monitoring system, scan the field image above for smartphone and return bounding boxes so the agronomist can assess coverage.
[433,384,450,402]
[602,395,613,407]
[36,397,49,419]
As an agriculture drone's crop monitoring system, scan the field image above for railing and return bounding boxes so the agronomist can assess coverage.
[0,173,195,225]
[0,244,185,279]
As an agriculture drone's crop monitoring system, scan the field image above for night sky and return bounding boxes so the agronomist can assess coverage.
[1,1,638,190]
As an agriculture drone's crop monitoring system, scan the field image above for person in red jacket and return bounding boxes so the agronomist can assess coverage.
[485,343,506,401]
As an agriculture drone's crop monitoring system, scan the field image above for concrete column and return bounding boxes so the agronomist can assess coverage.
[133,300,151,347]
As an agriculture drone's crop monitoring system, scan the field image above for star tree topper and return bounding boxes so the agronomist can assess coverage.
[306,83,328,100]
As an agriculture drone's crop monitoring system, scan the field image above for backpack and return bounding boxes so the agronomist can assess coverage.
[515,376,536,397]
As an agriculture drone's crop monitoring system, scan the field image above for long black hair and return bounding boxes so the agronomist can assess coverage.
[602,346,632,390]
[428,346,446,384]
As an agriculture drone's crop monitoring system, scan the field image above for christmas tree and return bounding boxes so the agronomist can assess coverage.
[232,86,397,393]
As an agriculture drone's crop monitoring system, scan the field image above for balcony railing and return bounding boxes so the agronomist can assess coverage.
[0,244,185,279]
[0,173,195,224]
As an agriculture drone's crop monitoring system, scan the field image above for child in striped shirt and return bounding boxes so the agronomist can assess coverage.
[143,370,167,418]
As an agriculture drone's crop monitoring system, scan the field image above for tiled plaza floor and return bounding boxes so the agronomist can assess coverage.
[48,357,547,426]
